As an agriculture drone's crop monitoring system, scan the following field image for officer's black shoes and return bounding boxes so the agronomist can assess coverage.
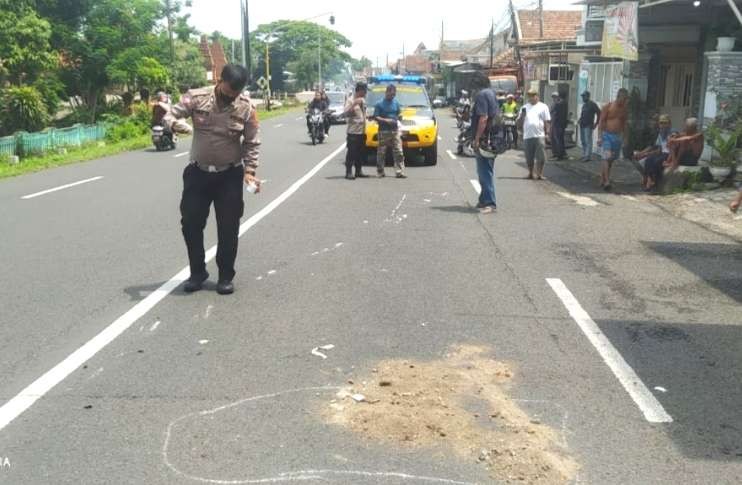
[184,271,209,293]
[216,280,235,295]
[345,171,355,180]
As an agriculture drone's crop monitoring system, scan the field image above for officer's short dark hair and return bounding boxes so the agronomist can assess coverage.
[470,71,491,90]
[221,64,249,91]
[355,82,367,93]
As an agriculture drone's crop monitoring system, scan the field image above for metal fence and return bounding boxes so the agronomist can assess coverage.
[0,123,108,160]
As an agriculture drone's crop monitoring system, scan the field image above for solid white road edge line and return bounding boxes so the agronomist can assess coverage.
[21,176,104,200]
[446,149,457,160]
[470,179,481,194]
[0,143,348,433]
[174,151,190,158]
[546,278,673,423]
[274,123,284,128]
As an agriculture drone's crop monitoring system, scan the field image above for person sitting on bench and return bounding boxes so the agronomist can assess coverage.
[634,114,674,191]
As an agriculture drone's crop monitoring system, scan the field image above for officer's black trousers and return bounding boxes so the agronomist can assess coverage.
[180,164,244,282]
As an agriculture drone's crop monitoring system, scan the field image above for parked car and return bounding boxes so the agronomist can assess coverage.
[364,75,438,165]
[325,91,347,124]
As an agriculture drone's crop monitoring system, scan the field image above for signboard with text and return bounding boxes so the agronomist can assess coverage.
[601,1,639,61]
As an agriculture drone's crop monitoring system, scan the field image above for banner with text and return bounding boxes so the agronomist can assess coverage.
[602,1,639,61]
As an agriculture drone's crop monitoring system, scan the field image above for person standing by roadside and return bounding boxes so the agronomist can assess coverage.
[597,88,629,191]
[519,89,551,180]
[343,82,369,180]
[549,92,568,160]
[578,91,601,162]
[470,72,500,214]
[502,94,520,149]
[373,84,406,178]
[163,64,261,295]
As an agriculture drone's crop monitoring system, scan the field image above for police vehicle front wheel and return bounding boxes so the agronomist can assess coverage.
[423,142,438,165]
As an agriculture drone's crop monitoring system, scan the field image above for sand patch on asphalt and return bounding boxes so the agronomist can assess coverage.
[324,345,578,484]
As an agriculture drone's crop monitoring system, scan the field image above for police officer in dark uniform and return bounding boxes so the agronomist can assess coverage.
[164,64,261,295]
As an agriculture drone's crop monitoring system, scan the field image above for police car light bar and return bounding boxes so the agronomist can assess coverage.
[369,75,426,84]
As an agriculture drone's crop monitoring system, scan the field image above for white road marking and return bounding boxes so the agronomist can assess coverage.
[150,320,161,332]
[204,305,213,319]
[0,143,348,433]
[295,116,304,121]
[385,194,407,224]
[267,270,277,275]
[162,386,476,485]
[198,340,209,345]
[470,179,481,194]
[547,278,673,423]
[174,151,190,158]
[274,123,284,128]
[21,176,103,200]
[438,136,443,141]
[556,192,600,207]
[621,195,638,202]
[446,149,457,160]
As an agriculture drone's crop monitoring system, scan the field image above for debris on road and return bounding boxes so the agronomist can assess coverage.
[654,387,667,393]
[324,345,578,484]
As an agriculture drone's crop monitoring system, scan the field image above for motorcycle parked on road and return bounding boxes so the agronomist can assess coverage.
[307,108,326,145]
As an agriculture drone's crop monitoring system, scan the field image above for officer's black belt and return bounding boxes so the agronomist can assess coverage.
[192,160,244,173]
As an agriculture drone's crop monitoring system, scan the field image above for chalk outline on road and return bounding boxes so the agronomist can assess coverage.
[0,144,348,433]
[161,386,476,484]
[20,176,104,200]
[547,278,673,423]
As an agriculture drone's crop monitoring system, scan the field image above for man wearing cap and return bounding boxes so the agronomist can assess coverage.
[470,72,500,214]
[518,89,551,180]
[578,91,601,162]
[549,92,568,160]
[163,64,261,295]
[373,84,406,178]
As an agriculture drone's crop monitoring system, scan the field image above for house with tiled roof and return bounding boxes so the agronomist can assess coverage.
[573,0,742,163]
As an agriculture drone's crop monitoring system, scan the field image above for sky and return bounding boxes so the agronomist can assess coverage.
[189,0,582,65]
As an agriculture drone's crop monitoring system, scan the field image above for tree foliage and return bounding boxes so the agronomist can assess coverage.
[252,20,352,90]
[0,86,50,135]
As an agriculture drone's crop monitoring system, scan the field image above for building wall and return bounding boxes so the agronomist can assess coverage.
[700,52,742,126]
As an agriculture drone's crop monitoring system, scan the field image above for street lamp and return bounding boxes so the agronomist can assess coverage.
[302,12,335,90]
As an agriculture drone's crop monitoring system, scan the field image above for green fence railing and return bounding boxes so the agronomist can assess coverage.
[2,123,109,159]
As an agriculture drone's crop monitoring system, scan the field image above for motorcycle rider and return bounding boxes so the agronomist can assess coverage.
[502,94,520,149]
[151,91,175,148]
[306,91,329,136]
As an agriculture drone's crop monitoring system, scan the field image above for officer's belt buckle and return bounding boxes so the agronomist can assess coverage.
[207,165,217,173]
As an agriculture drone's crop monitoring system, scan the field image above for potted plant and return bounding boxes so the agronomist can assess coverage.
[711,20,742,52]
[706,125,739,180]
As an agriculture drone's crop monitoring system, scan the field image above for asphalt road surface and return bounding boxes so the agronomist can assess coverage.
[0,110,741,484]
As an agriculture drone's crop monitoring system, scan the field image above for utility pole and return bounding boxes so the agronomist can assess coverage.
[538,0,544,39]
[510,0,524,88]
[318,26,322,89]
[241,0,252,84]
[489,18,495,69]
[265,40,271,109]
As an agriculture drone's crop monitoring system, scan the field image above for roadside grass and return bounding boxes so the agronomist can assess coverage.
[0,135,151,180]
[0,105,301,179]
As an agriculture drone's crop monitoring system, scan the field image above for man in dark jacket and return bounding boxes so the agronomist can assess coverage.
[550,92,568,160]
[306,91,329,134]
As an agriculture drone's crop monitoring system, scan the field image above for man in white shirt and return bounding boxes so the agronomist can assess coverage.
[518,89,551,180]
